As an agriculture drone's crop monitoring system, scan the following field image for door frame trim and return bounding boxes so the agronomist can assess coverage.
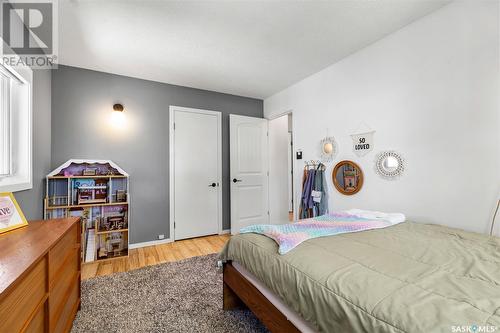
[266,110,296,221]
[169,105,223,241]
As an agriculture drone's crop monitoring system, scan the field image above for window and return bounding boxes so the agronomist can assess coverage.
[0,63,32,192]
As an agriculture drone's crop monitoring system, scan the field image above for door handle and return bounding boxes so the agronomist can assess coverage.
[232,178,242,183]
[209,183,217,187]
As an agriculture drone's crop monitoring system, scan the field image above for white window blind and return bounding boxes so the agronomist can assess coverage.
[0,68,11,177]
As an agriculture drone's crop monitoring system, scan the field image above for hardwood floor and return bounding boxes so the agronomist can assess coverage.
[81,234,230,280]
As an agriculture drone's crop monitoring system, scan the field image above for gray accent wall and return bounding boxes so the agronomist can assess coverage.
[51,65,263,244]
[16,69,52,220]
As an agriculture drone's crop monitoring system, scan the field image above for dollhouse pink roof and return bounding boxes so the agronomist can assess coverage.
[47,159,129,177]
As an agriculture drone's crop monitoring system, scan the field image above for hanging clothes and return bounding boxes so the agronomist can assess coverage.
[300,168,316,219]
[299,162,329,219]
[298,168,308,218]
[312,164,328,216]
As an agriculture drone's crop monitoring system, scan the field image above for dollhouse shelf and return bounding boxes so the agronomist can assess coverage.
[96,229,128,235]
[45,202,129,210]
[44,159,130,264]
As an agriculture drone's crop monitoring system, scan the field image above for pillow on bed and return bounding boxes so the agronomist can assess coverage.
[344,209,406,225]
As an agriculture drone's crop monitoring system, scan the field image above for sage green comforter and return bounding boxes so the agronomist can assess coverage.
[219,222,500,333]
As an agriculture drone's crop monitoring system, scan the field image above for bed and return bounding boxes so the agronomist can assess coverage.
[219,221,500,332]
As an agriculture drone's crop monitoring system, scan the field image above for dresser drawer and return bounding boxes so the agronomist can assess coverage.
[49,223,79,283]
[52,279,79,333]
[24,303,46,333]
[49,247,79,332]
[0,257,47,333]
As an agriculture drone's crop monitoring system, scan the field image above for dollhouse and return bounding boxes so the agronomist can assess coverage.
[45,159,130,262]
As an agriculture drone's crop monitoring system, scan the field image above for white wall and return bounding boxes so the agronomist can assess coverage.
[269,114,291,224]
[265,1,499,234]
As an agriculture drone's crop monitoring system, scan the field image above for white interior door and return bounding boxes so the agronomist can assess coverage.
[170,106,222,240]
[230,115,269,234]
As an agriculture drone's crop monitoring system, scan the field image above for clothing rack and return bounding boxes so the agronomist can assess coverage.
[304,160,325,170]
[300,160,328,219]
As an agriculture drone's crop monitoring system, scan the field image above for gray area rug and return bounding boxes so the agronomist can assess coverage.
[72,254,268,333]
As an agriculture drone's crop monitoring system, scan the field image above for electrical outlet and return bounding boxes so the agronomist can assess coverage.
[158,234,165,240]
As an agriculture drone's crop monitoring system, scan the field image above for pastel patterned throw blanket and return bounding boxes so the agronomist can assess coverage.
[240,212,396,254]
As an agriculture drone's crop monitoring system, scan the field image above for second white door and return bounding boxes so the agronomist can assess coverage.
[171,106,221,240]
[230,115,269,234]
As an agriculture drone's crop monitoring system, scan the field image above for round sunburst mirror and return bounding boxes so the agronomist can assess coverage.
[375,151,405,180]
[320,137,337,162]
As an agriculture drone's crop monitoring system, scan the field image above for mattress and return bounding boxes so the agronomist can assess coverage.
[219,222,500,332]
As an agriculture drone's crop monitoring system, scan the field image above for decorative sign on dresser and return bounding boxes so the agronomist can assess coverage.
[0,217,81,333]
[0,192,28,234]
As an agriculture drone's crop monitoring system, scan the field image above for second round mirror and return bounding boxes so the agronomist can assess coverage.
[375,151,405,180]
[383,156,399,172]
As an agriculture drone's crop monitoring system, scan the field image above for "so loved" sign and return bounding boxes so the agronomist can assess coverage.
[350,127,375,157]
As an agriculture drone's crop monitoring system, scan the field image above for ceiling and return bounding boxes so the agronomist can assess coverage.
[59,0,450,99]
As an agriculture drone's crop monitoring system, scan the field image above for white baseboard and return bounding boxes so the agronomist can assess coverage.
[131,231,229,249]
[129,238,173,249]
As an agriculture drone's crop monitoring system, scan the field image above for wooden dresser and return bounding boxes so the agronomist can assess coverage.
[0,217,81,333]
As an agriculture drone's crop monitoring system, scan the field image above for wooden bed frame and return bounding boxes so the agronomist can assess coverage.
[223,261,301,333]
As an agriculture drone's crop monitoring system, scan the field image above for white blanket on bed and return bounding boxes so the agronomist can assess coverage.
[344,209,406,225]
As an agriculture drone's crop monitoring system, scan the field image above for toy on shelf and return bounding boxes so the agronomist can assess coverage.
[76,178,108,205]
[97,232,128,259]
[98,205,128,232]
[45,159,130,263]
[115,190,127,203]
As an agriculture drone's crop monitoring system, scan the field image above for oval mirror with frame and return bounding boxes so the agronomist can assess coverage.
[332,160,363,195]
[375,151,405,180]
